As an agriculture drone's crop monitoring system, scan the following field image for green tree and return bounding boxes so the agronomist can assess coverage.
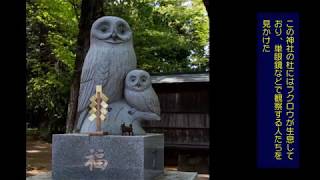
[103,0,209,73]
[26,0,78,138]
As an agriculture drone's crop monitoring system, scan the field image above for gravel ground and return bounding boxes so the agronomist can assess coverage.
[26,138,52,177]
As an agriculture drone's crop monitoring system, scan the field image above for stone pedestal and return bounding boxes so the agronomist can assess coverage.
[52,133,164,180]
[27,171,199,180]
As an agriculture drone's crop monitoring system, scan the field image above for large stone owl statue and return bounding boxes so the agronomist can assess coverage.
[124,69,160,116]
[76,16,137,131]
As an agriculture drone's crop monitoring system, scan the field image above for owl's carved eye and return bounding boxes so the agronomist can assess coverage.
[100,25,109,33]
[130,76,136,82]
[141,76,147,82]
[117,23,126,34]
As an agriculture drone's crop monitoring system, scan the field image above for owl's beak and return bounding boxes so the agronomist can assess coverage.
[136,82,141,88]
[111,32,118,41]
[104,32,123,44]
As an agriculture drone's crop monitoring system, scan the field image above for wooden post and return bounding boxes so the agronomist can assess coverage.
[96,91,101,132]
[87,85,109,136]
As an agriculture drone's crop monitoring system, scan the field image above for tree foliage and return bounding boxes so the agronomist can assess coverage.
[104,0,209,73]
[26,0,78,137]
[26,0,209,136]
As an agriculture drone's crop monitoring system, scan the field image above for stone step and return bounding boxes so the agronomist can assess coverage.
[26,170,198,180]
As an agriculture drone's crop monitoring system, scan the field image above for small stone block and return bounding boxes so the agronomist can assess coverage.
[52,133,164,180]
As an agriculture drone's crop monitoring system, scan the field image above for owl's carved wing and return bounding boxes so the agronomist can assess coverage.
[144,89,160,115]
[77,49,110,115]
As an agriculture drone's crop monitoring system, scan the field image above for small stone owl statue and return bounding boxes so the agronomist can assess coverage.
[124,69,160,116]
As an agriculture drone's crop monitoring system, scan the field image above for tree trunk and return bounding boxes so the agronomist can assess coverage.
[66,0,104,133]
